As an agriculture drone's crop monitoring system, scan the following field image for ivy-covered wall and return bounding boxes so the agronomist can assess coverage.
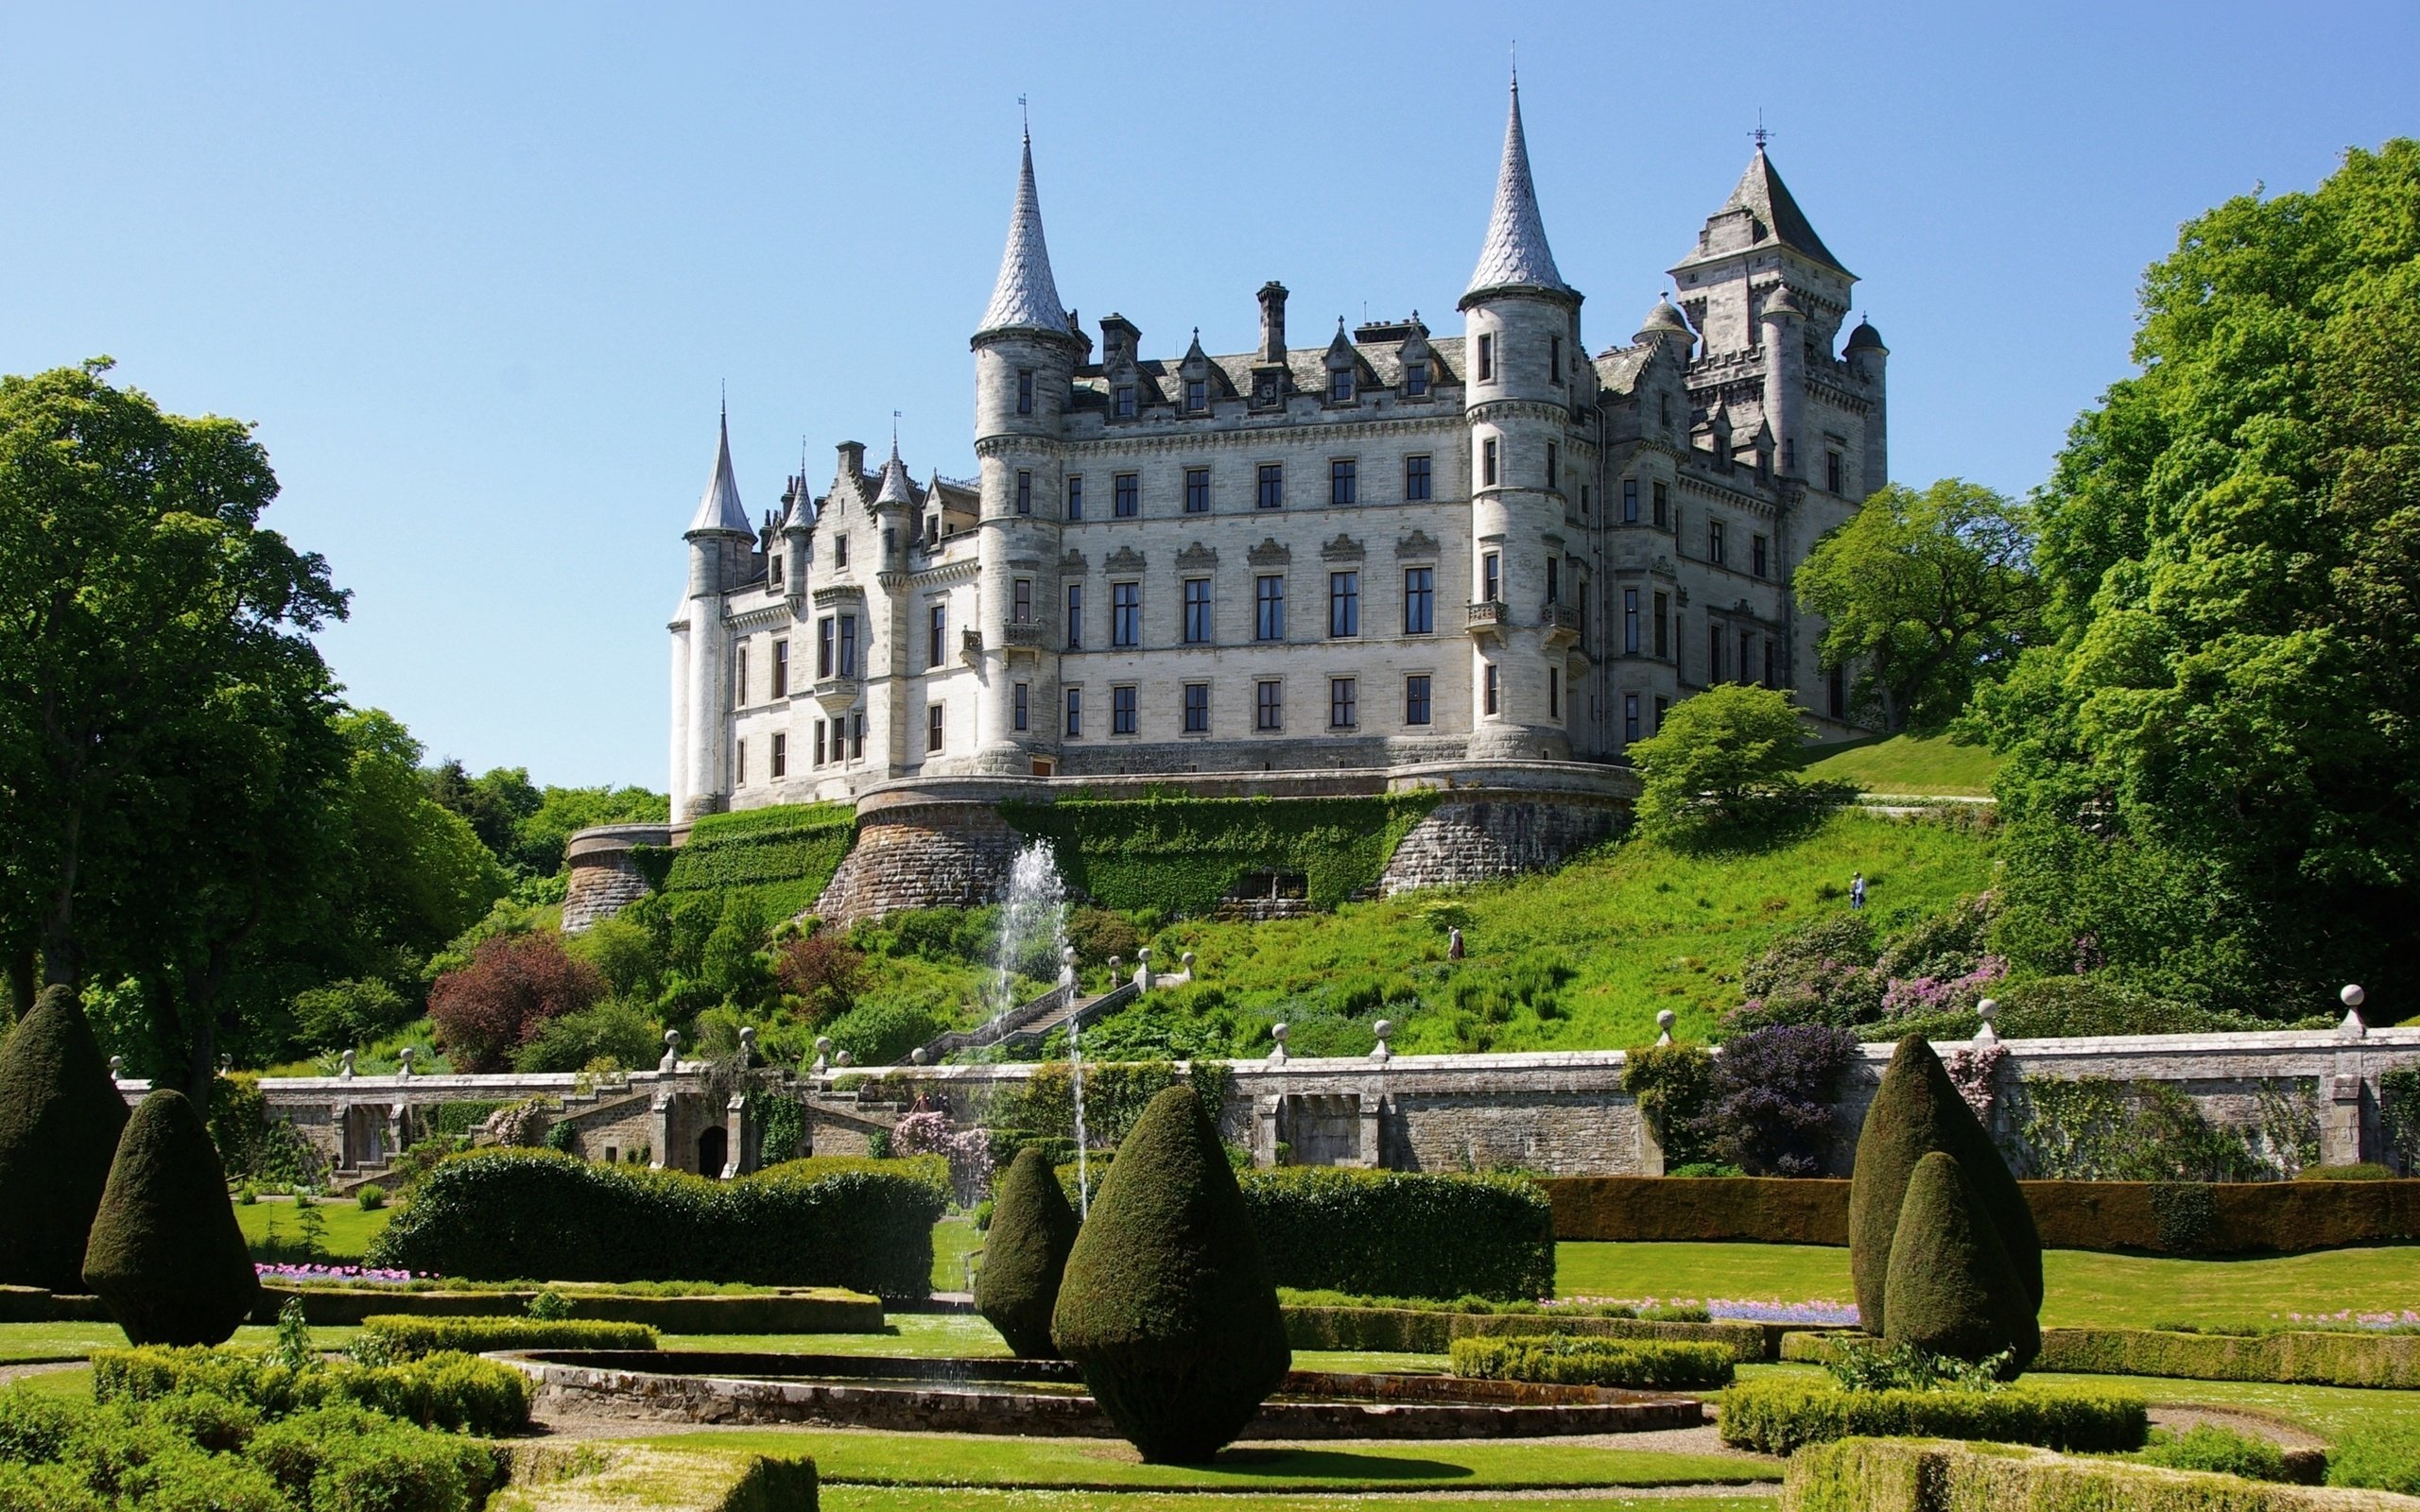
[643,802,857,921]
[1001,792,1442,916]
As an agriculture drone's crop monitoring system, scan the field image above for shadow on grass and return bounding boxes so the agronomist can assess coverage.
[1192,1448,1473,1481]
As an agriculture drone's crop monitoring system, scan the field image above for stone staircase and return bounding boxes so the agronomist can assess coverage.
[896,975,1162,1064]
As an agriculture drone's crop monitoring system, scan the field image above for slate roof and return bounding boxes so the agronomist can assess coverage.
[1464,79,1571,301]
[977,135,1074,338]
[1713,148,1849,276]
[687,410,752,536]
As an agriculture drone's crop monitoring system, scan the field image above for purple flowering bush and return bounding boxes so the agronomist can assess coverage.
[255,1263,420,1284]
[1705,1023,1859,1177]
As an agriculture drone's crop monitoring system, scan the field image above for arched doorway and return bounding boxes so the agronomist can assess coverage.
[697,1125,728,1178]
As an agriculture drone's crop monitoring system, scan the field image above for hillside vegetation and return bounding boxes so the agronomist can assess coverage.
[1067,810,1996,1059]
[1797,734,2004,798]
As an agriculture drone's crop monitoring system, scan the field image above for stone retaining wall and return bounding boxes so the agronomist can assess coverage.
[1377,797,1626,894]
[811,800,1025,925]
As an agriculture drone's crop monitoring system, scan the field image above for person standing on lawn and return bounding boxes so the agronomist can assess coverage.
[1851,872,1867,910]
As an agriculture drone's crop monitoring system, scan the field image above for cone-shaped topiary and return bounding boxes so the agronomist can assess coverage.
[82,1090,261,1346]
[1882,1150,2040,1372]
[0,986,131,1292]
[977,1145,1081,1358]
[1849,1034,2040,1337]
[1050,1085,1290,1463]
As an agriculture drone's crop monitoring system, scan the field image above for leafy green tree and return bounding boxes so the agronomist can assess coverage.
[1796,479,2043,732]
[1972,141,2420,1014]
[511,784,668,876]
[1628,684,1841,843]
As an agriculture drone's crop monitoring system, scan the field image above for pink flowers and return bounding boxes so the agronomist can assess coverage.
[254,1263,420,1284]
[2285,1309,2420,1332]
[1552,1294,1860,1326]
[1880,955,2008,1020]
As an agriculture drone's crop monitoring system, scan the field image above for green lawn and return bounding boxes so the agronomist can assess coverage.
[646,1430,1776,1492]
[1797,733,2004,798]
[233,1196,392,1262]
[1558,1242,2420,1330]
[932,1215,981,1293]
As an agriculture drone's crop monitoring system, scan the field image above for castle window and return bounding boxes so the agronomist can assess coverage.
[1185,378,1206,412]
[1254,576,1286,641]
[735,738,746,785]
[1784,438,1796,472]
[1184,467,1209,513]
[1654,592,1669,658]
[1549,335,1563,384]
[1329,458,1357,506]
[1329,677,1357,729]
[1065,583,1082,648]
[816,618,834,679]
[1708,622,1723,682]
[1764,637,1776,688]
[1328,368,1353,403]
[1482,552,1501,604]
[1709,520,1726,566]
[838,615,857,678]
[1012,578,1032,624]
[1404,567,1434,634]
[1256,463,1284,509]
[1016,470,1032,515]
[1827,451,1843,493]
[1183,577,1212,644]
[1405,674,1431,726]
[928,602,947,669]
[1405,360,1428,397]
[1064,687,1083,736]
[1114,386,1135,419]
[1547,442,1559,490]
[736,644,750,707]
[1655,694,1669,731]
[1016,369,1034,415]
[1623,589,1640,655]
[769,553,784,586]
[1255,679,1283,731]
[852,712,864,759]
[1581,484,1591,516]
[1013,681,1029,732]
[1477,333,1495,382]
[1829,665,1845,718]
[1652,480,1669,529]
[1114,472,1138,518]
[1623,479,1639,523]
[1112,684,1138,735]
[1329,571,1358,638]
[1623,693,1642,744]
[1481,438,1499,488]
[1066,475,1083,520]
[1753,535,1769,578]
[1184,681,1210,733]
[1405,455,1431,501]
[1112,581,1140,646]
[1546,557,1560,605]
[835,535,848,567]
[1740,629,1755,685]
[1483,662,1499,715]
[1660,393,1671,428]
[926,703,944,752]
[1548,666,1560,719]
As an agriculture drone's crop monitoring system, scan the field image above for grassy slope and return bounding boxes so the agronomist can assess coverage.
[1797,733,2004,797]
[1151,811,1993,1052]
[1558,1241,2420,1330]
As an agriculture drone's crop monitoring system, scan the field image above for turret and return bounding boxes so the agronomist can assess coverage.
[672,408,752,818]
[1844,318,1888,493]
[1634,297,1694,362]
[969,127,1081,774]
[1757,283,1806,477]
[1460,74,1581,761]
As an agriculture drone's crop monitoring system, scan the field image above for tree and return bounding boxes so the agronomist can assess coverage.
[82,1089,261,1346]
[1796,480,2044,732]
[427,933,607,1074]
[511,784,668,876]
[1881,1151,2040,1372]
[775,934,866,1025]
[1973,140,2420,1016]
[977,1146,1081,1358]
[1051,1085,1290,1463]
[1629,685,1844,845]
[0,987,130,1291]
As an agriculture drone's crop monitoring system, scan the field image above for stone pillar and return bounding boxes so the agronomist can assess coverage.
[1357,1091,1383,1170]
[1253,1094,1281,1168]
[722,1091,747,1179]
[649,1091,673,1171]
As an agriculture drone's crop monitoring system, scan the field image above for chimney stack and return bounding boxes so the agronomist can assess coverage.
[1257,282,1288,364]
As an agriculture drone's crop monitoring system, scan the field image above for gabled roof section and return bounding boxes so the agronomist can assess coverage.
[976,132,1074,340]
[687,409,752,536]
[1463,77,1572,304]
[1704,147,1850,277]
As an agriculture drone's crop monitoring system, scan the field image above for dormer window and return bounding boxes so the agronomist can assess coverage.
[1185,378,1206,412]
[1405,361,1428,397]
[1328,369,1353,403]
[1114,386,1136,419]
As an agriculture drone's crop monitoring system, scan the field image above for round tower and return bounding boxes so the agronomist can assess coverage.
[969,129,1081,776]
[674,408,753,817]
[1757,284,1806,478]
[1844,318,1889,494]
[1461,76,1581,762]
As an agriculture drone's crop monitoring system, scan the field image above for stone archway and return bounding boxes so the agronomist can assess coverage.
[697,1124,728,1178]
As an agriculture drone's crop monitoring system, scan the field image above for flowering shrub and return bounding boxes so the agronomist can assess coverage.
[255,1263,421,1284]
[1944,1042,2009,1122]
[427,933,607,1074]
[1552,1295,1860,1326]
[1880,955,2008,1019]
[890,1109,994,1203]
[1705,1023,1858,1177]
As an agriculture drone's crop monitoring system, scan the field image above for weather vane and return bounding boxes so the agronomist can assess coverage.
[1751,111,1772,151]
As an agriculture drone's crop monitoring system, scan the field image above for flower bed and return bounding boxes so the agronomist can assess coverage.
[254,1283,883,1332]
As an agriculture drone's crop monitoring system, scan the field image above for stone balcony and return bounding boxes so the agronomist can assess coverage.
[1465,599,1506,640]
[1544,601,1582,647]
[1000,621,1042,656]
[811,676,861,713]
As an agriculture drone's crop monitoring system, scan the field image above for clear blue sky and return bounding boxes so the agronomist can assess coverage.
[4,3,2411,789]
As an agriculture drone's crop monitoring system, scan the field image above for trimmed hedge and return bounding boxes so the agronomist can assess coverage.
[82,1090,260,1347]
[258,1284,882,1332]
[2031,1326,2420,1388]
[1241,1168,1554,1301]
[1786,1436,2390,1512]
[366,1148,945,1298]
[358,1315,658,1358]
[1542,1175,2420,1255]
[502,1446,821,1512]
[1449,1334,1735,1389]
[91,1347,533,1437]
[1001,792,1442,915]
[1879,1149,2038,1371]
[1717,1376,2148,1456]
[1284,1305,1773,1362]
[0,986,130,1294]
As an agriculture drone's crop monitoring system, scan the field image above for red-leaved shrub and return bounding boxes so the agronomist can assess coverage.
[428,935,608,1073]
[776,934,866,1026]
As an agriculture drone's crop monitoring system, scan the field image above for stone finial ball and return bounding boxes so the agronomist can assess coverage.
[834,1050,854,1067]
[1656,1008,1677,1032]
[1977,998,1998,1022]
[1372,1020,1393,1040]
[815,1037,833,1054]
[665,1029,683,1046]
[1270,1022,1289,1043]
[910,1048,929,1065]
[2343,984,2368,1008]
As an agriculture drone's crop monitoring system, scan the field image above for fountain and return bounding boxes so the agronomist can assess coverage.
[987,840,1069,1026]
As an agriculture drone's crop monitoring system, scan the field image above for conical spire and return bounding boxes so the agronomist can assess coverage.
[1463,76,1571,302]
[873,439,916,508]
[686,405,751,536]
[977,129,1074,339]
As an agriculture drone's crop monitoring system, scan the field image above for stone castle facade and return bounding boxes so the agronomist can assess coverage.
[667,84,1888,819]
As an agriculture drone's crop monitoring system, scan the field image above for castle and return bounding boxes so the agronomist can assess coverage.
[667,82,1886,820]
